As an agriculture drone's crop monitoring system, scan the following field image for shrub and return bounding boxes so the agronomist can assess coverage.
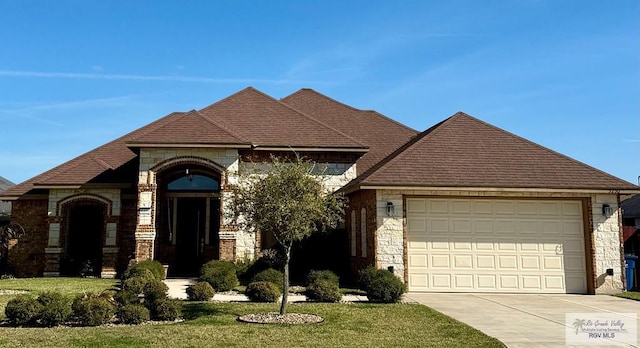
[252,268,283,287]
[358,266,379,290]
[143,279,169,307]
[245,281,281,302]
[37,291,72,327]
[306,270,339,286]
[71,292,116,326]
[123,260,165,280]
[365,270,406,303]
[149,298,182,321]
[199,260,239,292]
[117,304,150,324]
[5,294,42,326]
[234,257,255,281]
[305,279,342,302]
[122,275,152,294]
[114,289,140,306]
[186,282,215,301]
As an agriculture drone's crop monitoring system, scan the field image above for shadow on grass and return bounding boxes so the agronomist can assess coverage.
[182,302,240,320]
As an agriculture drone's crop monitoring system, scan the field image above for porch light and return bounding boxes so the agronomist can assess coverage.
[186,168,193,182]
[602,204,613,216]
[386,201,394,216]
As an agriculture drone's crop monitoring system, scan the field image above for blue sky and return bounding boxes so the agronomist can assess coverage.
[0,1,638,185]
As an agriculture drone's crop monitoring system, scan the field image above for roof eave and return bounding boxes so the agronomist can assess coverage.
[126,142,252,149]
[356,185,640,194]
[252,146,368,153]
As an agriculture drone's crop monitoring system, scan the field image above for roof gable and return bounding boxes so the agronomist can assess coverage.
[281,89,417,173]
[352,112,638,191]
[127,110,247,146]
[198,87,367,149]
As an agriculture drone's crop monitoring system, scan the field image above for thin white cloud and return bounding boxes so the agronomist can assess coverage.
[0,70,334,85]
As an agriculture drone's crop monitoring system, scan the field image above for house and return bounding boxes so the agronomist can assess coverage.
[1,87,638,295]
[0,176,14,226]
[622,194,640,255]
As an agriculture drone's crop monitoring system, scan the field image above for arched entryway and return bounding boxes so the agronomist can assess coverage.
[61,202,107,276]
[155,165,221,277]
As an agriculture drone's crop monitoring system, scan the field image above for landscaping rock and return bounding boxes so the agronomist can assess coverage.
[238,312,323,324]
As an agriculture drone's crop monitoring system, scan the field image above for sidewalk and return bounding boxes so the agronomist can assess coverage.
[164,278,368,302]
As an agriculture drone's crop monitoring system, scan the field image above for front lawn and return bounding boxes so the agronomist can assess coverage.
[614,291,640,301]
[0,278,504,347]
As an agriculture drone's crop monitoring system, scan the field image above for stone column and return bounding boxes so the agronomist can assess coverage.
[44,218,62,276]
[219,231,236,261]
[135,171,157,261]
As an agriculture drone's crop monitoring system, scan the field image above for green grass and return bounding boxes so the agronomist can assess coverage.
[0,278,504,348]
[614,291,640,301]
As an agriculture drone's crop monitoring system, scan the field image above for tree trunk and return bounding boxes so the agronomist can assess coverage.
[280,245,291,315]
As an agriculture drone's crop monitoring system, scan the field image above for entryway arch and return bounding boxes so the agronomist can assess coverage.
[59,197,109,276]
[154,158,224,277]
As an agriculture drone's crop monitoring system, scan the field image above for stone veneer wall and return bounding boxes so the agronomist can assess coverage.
[375,189,623,294]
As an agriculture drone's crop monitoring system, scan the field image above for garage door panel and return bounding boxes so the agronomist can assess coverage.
[432,274,452,288]
[477,275,497,289]
[522,275,542,290]
[499,275,519,289]
[453,254,473,269]
[521,256,540,270]
[454,274,474,288]
[431,254,450,268]
[409,254,428,268]
[476,255,495,269]
[407,198,587,293]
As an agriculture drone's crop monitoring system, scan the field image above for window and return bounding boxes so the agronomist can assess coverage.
[361,208,367,258]
[167,175,219,191]
[350,210,357,256]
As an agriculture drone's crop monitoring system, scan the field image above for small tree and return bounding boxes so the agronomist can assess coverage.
[0,223,25,274]
[230,157,345,314]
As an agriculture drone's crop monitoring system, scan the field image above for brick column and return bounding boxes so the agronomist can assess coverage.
[44,217,63,276]
[219,230,236,261]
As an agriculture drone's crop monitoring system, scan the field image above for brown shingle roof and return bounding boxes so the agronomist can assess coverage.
[281,89,418,174]
[347,112,639,191]
[198,87,367,149]
[127,110,247,146]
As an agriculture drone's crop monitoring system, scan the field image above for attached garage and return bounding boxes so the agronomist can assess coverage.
[406,197,589,293]
[344,113,640,294]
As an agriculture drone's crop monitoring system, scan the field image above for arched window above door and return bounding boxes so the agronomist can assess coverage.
[167,174,220,192]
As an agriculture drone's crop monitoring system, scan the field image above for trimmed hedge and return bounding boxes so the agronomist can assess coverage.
[186,282,215,301]
[122,275,151,294]
[37,291,72,327]
[245,281,281,302]
[71,292,116,326]
[360,268,406,303]
[149,298,182,321]
[306,270,339,286]
[251,268,283,287]
[357,266,379,290]
[199,260,239,292]
[143,279,169,307]
[305,279,342,302]
[123,260,165,280]
[118,304,150,324]
[4,294,42,326]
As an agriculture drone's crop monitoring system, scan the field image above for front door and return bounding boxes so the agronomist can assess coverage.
[175,198,206,276]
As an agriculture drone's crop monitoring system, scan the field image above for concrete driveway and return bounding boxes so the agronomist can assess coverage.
[405,293,640,347]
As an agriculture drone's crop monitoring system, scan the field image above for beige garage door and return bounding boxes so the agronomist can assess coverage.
[406,198,587,293]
